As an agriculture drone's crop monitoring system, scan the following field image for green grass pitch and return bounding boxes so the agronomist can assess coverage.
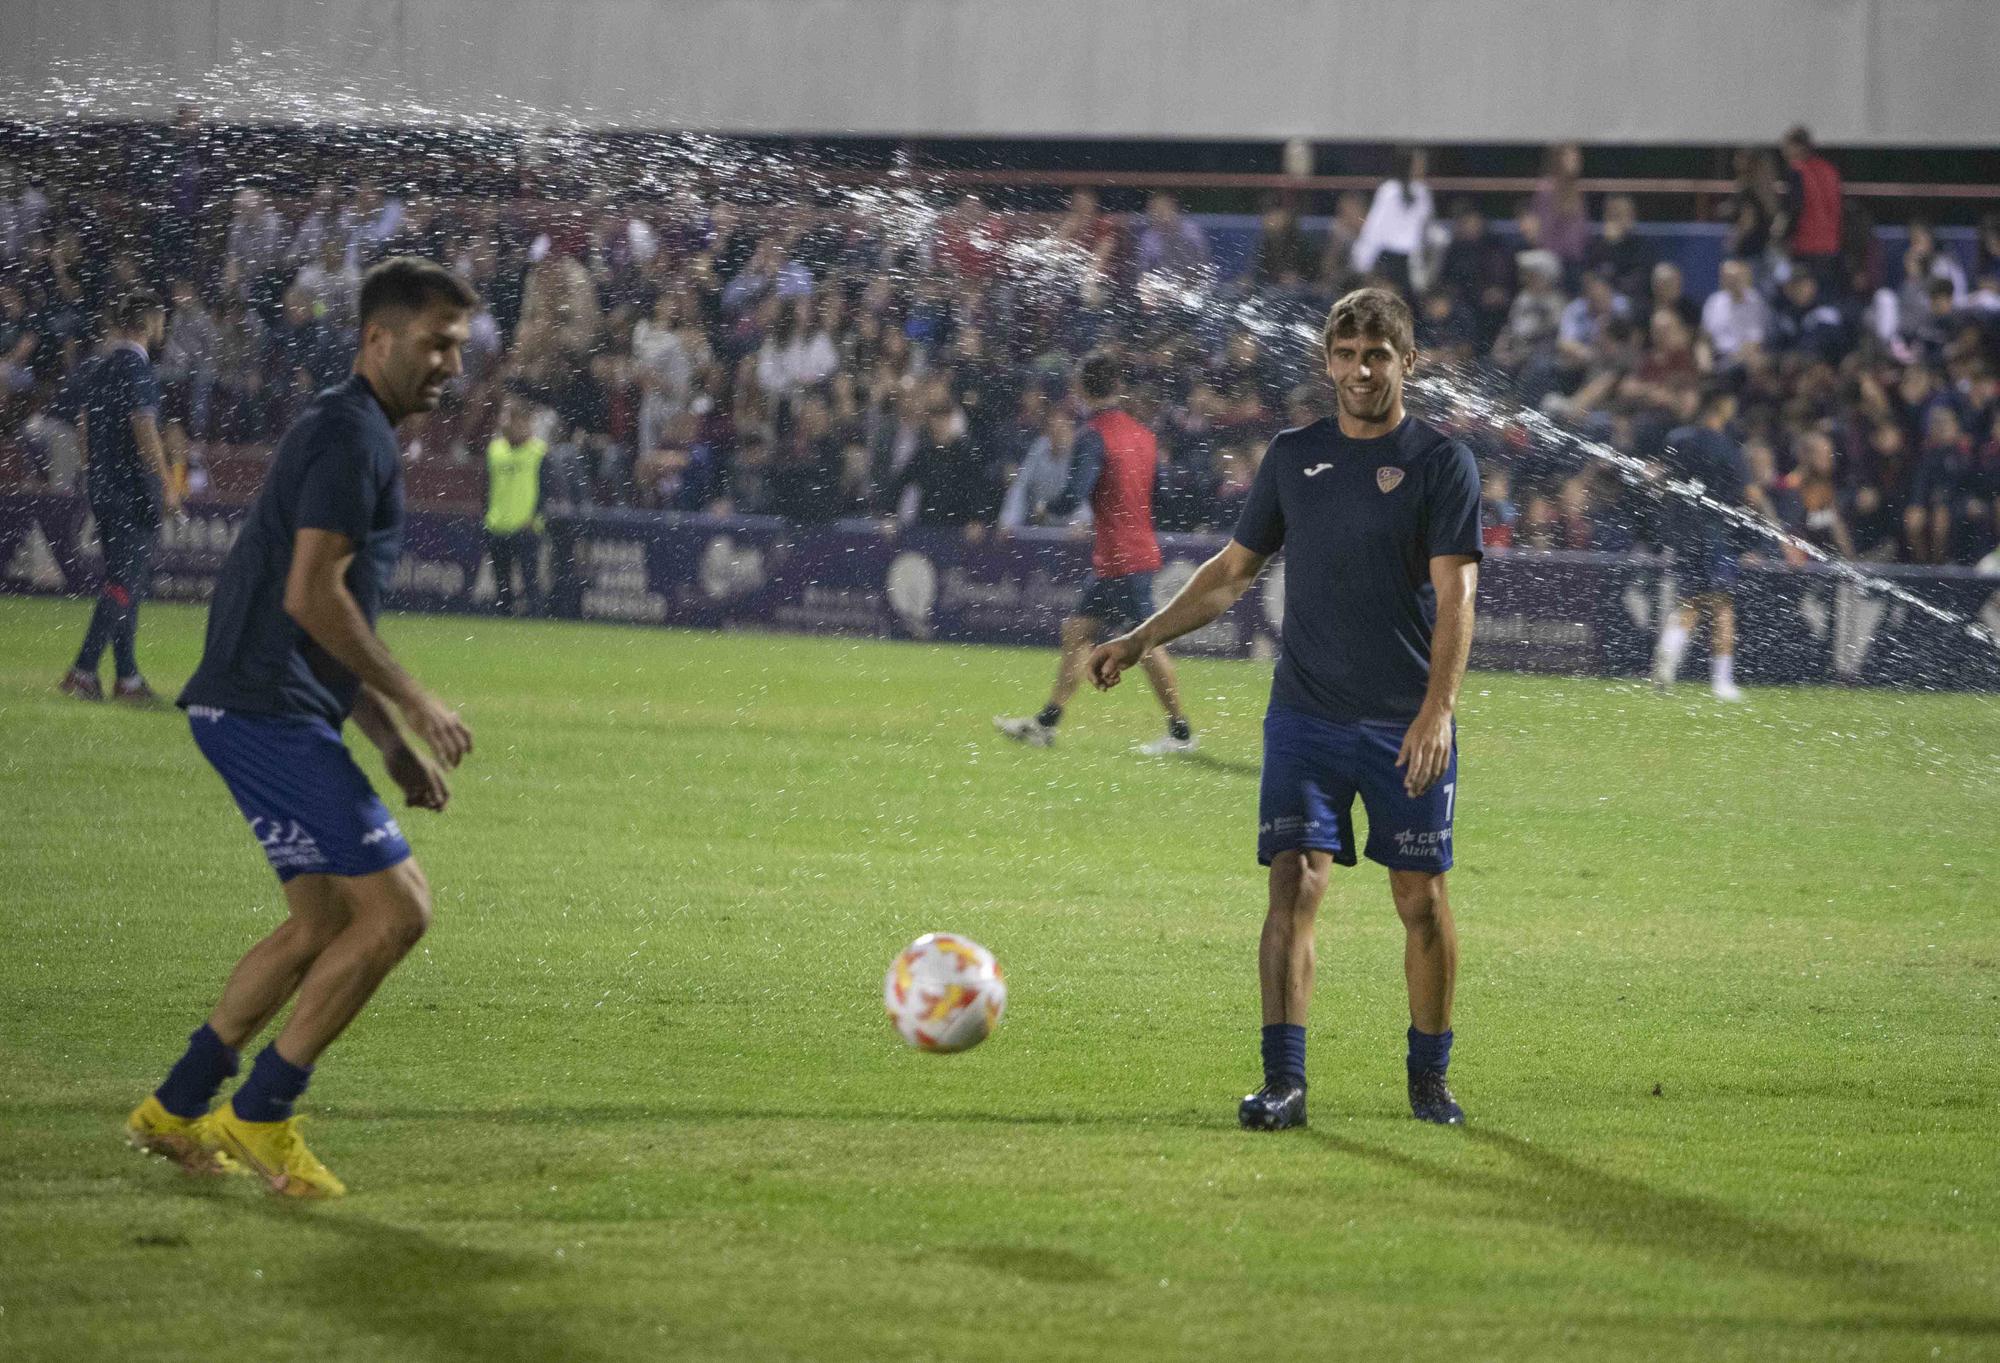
[2,596,1996,1362]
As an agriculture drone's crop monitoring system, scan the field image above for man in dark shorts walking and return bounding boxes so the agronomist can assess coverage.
[995,350,1194,755]
[124,258,479,1198]
[1090,288,1483,1128]
[57,291,176,704]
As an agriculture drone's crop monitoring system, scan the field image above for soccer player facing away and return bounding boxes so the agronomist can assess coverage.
[57,290,177,704]
[1089,288,1482,1127]
[995,350,1195,755]
[1651,382,1775,702]
[124,258,478,1197]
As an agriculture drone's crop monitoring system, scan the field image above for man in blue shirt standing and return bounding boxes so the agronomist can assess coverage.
[1090,288,1483,1129]
[57,291,176,704]
[125,258,479,1198]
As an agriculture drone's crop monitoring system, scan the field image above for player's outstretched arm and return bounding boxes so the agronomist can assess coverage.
[1089,539,1268,690]
[284,527,473,768]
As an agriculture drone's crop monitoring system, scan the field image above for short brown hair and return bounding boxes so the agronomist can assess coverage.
[1322,287,1415,359]
[358,256,479,330]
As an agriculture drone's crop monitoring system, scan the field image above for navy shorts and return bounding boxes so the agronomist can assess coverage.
[1672,544,1740,597]
[188,707,412,882]
[1257,705,1458,873]
[1074,572,1154,628]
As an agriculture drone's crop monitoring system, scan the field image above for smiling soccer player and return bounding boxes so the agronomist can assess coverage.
[1088,287,1483,1128]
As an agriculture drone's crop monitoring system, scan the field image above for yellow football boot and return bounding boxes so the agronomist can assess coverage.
[203,1107,347,1199]
[125,1095,237,1175]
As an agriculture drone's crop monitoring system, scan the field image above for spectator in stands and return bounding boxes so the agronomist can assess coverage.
[292,236,359,331]
[1136,192,1211,278]
[1908,404,1975,563]
[1725,147,1782,266]
[888,395,999,532]
[1702,259,1771,365]
[768,391,854,523]
[1417,288,1478,369]
[1904,221,1967,303]
[1583,195,1654,304]
[1049,188,1123,279]
[158,279,222,442]
[1437,200,1516,351]
[1493,249,1567,398]
[1557,272,1630,378]
[999,404,1079,531]
[1351,146,1433,297]
[1771,270,1851,364]
[935,193,1010,283]
[1532,143,1590,279]
[1481,467,1519,550]
[1250,196,1319,290]
[633,287,697,457]
[1777,126,1844,290]
[1785,429,1856,558]
[1317,190,1370,293]
[222,189,287,301]
[0,280,38,396]
[1648,262,1702,334]
[272,284,349,396]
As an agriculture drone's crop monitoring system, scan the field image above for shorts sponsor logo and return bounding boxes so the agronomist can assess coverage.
[1376,466,1405,494]
[360,819,403,848]
[187,705,225,721]
[1259,814,1324,838]
[1391,828,1450,859]
[249,817,326,872]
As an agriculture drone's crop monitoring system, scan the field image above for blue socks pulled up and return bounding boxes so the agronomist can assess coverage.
[231,1044,314,1124]
[1260,1023,1307,1089]
[154,1023,240,1119]
[1407,1025,1454,1078]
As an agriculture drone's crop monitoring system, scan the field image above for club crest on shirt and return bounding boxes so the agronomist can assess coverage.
[1376,466,1405,493]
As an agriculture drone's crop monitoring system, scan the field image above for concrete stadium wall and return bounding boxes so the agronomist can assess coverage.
[9,0,2000,145]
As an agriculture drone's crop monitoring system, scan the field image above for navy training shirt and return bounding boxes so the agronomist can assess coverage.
[1659,423,1750,554]
[58,342,163,528]
[179,375,404,725]
[1232,415,1482,724]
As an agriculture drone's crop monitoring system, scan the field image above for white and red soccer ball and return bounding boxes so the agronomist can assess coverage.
[883,932,1007,1053]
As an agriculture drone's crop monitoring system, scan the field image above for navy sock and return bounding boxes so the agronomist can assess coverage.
[1261,1023,1307,1088]
[154,1023,240,1119]
[1407,1025,1453,1078]
[74,595,117,673]
[1168,716,1191,742]
[1035,704,1062,728]
[231,1044,314,1124]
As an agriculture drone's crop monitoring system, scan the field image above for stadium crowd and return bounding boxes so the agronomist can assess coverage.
[4,127,2000,566]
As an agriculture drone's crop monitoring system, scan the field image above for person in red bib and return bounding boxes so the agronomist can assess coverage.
[995,350,1195,755]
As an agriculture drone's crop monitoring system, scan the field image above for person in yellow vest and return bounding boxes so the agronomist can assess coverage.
[484,396,547,615]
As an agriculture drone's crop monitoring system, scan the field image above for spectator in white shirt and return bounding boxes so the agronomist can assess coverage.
[1701,259,1770,362]
[1352,147,1434,297]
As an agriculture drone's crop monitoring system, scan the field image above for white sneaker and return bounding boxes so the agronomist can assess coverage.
[994,715,1056,747]
[1136,733,1198,757]
[1711,681,1746,703]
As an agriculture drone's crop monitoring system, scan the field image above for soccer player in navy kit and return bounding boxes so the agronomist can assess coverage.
[1089,288,1482,1127]
[124,258,478,1197]
[57,291,177,704]
[1651,383,1776,702]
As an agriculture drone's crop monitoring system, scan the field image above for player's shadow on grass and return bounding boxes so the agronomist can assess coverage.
[1181,750,1262,779]
[225,1195,611,1363]
[1307,1124,2000,1340]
